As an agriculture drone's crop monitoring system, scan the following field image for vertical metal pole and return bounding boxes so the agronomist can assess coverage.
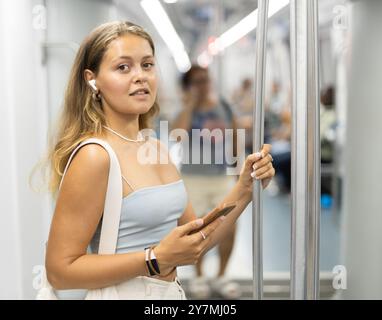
[290,0,320,300]
[290,0,308,300]
[252,0,269,300]
[307,0,320,300]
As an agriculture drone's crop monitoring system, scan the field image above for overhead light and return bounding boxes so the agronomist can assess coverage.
[198,0,289,65]
[141,0,191,73]
[217,0,289,51]
[163,0,178,3]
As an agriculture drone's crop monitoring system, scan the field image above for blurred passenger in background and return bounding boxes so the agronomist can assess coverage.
[320,85,337,197]
[264,84,338,196]
[231,78,254,155]
[171,65,241,299]
[231,79,292,195]
[320,86,337,164]
[266,83,292,194]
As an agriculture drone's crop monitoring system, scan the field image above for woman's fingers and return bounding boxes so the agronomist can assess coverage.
[245,144,272,169]
[253,153,273,169]
[260,144,272,158]
[256,167,275,181]
[201,216,225,237]
[245,152,262,169]
[177,218,204,236]
[253,162,273,179]
[188,215,225,243]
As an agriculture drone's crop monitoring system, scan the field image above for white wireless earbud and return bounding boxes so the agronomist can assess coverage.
[88,79,98,92]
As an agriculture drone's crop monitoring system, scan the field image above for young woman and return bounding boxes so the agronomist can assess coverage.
[44,21,275,300]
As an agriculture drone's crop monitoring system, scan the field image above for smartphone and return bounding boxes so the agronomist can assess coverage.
[189,202,237,234]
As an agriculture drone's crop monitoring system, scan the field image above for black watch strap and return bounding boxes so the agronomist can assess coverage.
[144,246,160,276]
[149,247,161,274]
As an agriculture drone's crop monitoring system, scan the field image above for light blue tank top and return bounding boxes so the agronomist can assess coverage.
[90,179,188,254]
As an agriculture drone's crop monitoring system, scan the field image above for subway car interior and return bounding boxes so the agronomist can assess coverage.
[1,0,381,300]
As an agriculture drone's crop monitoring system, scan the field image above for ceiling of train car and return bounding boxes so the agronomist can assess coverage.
[115,0,259,59]
[114,0,347,61]
[162,0,258,51]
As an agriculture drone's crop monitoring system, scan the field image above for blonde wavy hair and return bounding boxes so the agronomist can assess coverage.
[31,21,159,198]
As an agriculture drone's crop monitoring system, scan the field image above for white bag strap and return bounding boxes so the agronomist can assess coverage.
[59,138,122,255]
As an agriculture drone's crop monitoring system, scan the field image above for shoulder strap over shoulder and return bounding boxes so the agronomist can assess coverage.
[58,138,122,255]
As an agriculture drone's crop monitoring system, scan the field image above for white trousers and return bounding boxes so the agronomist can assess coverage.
[115,276,187,300]
[54,276,187,300]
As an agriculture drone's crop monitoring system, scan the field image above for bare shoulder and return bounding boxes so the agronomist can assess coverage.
[58,142,110,201]
[71,143,110,175]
